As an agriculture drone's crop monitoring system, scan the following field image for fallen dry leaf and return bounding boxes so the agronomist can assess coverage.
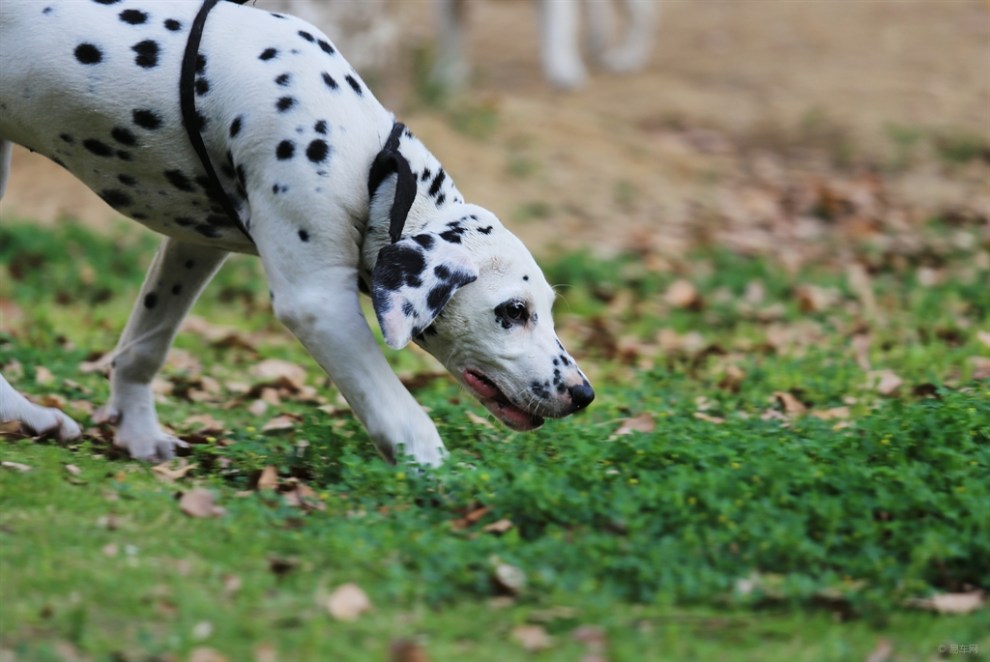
[693,412,725,424]
[773,391,807,415]
[326,583,372,621]
[34,366,54,385]
[248,399,268,417]
[281,481,326,511]
[492,559,527,595]
[253,643,279,662]
[152,459,197,483]
[251,359,307,390]
[810,406,851,421]
[1,461,30,472]
[261,415,298,433]
[451,505,490,530]
[389,638,430,662]
[867,370,903,396]
[664,279,703,310]
[511,625,552,652]
[64,464,81,476]
[179,488,225,518]
[222,574,242,599]
[611,413,655,439]
[969,356,990,380]
[482,519,514,535]
[865,638,893,662]
[465,410,494,428]
[906,590,985,615]
[257,465,279,491]
[977,331,990,350]
[181,414,226,435]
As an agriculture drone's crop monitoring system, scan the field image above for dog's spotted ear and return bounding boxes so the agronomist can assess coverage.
[371,233,479,349]
[368,123,417,244]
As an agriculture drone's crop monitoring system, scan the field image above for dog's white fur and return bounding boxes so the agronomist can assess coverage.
[0,0,592,466]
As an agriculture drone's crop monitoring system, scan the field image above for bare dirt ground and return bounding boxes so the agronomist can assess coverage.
[3,0,988,257]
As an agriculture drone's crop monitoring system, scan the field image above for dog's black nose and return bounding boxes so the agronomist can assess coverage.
[568,381,595,411]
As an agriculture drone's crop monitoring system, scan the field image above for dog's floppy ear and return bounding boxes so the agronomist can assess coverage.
[368,123,417,244]
[371,233,479,349]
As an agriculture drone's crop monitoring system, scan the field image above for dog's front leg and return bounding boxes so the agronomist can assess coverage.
[97,238,228,460]
[262,258,446,467]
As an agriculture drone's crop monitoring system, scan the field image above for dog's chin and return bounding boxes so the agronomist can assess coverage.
[462,369,544,431]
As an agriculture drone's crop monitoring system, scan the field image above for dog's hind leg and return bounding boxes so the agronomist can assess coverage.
[0,374,82,441]
[95,238,228,461]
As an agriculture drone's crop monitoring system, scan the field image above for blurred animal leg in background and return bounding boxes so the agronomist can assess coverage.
[433,0,471,89]
[540,0,586,89]
[595,0,658,74]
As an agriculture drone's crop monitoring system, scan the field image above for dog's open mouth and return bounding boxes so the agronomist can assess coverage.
[462,369,544,431]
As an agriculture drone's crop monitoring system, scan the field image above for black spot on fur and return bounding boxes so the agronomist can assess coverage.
[132,39,159,68]
[376,244,425,291]
[318,39,335,55]
[164,18,182,31]
[119,9,147,24]
[276,96,295,112]
[412,234,434,249]
[195,77,209,96]
[435,194,446,207]
[195,52,206,73]
[420,168,431,182]
[93,0,122,4]
[82,139,113,157]
[143,292,157,309]
[440,229,462,244]
[275,73,291,86]
[132,108,162,129]
[276,140,295,160]
[259,47,278,61]
[111,126,137,146]
[171,283,183,295]
[43,6,54,15]
[345,74,362,95]
[479,226,494,235]
[229,116,242,137]
[523,275,529,281]
[434,265,450,279]
[314,120,328,134]
[116,150,133,161]
[429,169,446,197]
[74,43,103,64]
[59,133,74,144]
[306,139,329,163]
[99,189,132,207]
[117,173,137,186]
[164,169,194,192]
[298,30,315,43]
[184,259,195,268]
[298,229,309,242]
[321,72,338,90]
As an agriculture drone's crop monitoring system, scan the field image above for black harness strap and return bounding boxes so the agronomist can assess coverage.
[367,122,416,244]
[180,0,254,244]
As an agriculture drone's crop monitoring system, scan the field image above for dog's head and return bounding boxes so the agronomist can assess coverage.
[370,204,594,429]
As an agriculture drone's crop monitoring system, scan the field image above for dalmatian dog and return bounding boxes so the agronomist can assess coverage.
[433,0,660,90]
[0,0,594,467]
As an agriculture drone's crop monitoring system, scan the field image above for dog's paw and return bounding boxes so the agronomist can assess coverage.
[94,403,187,461]
[26,406,82,442]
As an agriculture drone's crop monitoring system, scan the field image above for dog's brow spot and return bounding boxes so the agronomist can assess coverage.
[306,139,329,163]
[298,229,310,242]
[164,18,182,31]
[74,43,103,65]
[276,96,296,112]
[131,39,159,68]
[259,47,278,61]
[132,108,162,129]
[143,292,158,309]
[119,9,147,24]
[276,140,295,160]
[171,283,183,295]
[345,74,362,95]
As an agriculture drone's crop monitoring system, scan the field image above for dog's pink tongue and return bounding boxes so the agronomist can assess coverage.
[463,370,500,399]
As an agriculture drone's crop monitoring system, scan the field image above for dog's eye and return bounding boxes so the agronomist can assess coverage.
[495,299,529,327]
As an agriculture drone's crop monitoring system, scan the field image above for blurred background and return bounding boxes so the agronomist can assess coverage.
[5,0,987,263]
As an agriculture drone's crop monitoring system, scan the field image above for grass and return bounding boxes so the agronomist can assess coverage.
[1,219,988,661]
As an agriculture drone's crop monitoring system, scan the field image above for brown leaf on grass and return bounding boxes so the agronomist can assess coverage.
[969,356,990,380]
[222,574,242,599]
[281,481,326,512]
[794,284,838,313]
[906,590,985,614]
[181,414,225,435]
[694,412,725,424]
[867,370,903,396]
[79,352,113,375]
[251,359,307,390]
[851,334,872,371]
[511,625,552,652]
[248,399,268,417]
[465,410,494,428]
[34,366,54,385]
[64,464,82,478]
[326,583,372,621]
[572,625,608,662]
[0,420,27,439]
[977,331,990,350]
[257,465,279,491]
[810,406,851,421]
[253,643,279,662]
[773,391,807,415]
[152,459,197,483]
[717,364,746,392]
[664,279,703,310]
[96,513,123,531]
[611,413,655,439]
[492,559,527,595]
[1,461,31,472]
[482,519,514,535]
[179,488,225,518]
[389,638,430,662]
[261,414,300,433]
[451,506,490,531]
